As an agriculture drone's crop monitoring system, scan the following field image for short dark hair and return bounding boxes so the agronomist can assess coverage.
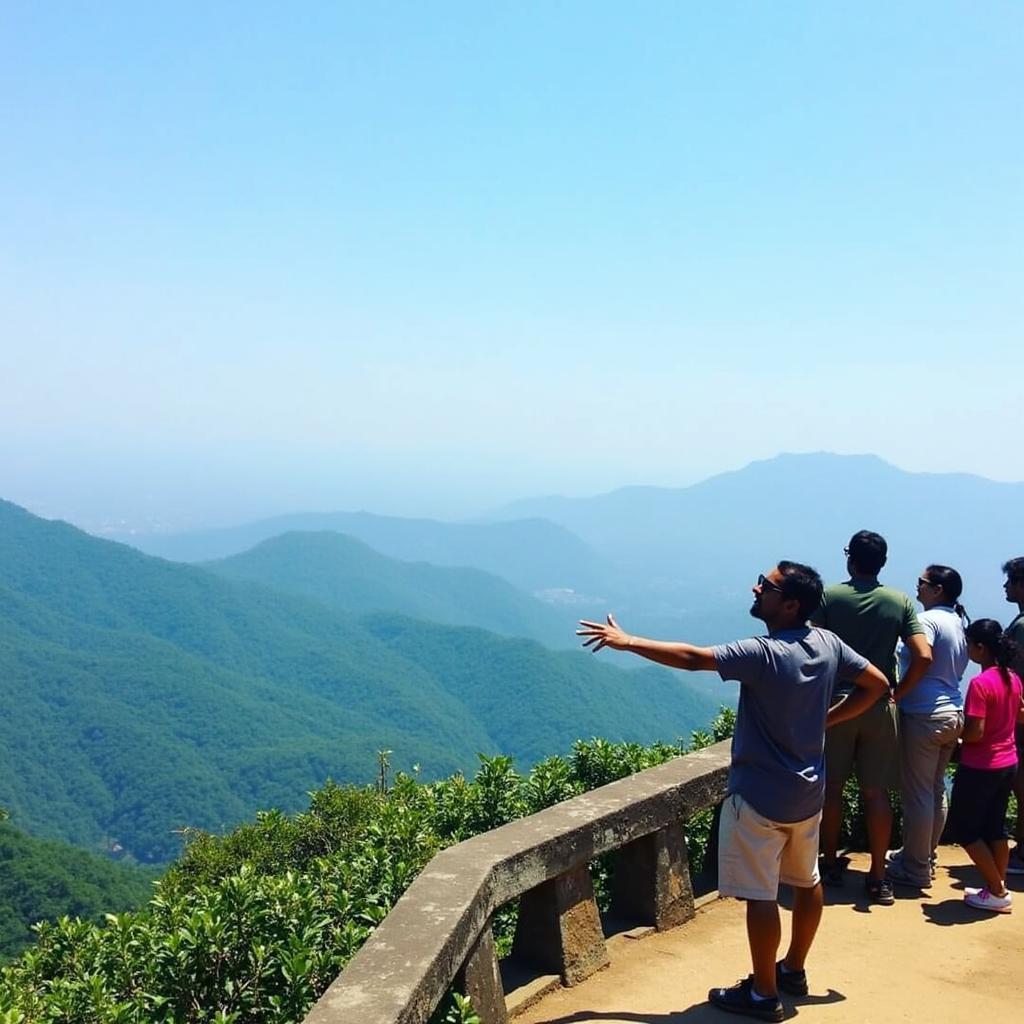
[778,560,824,621]
[1002,557,1024,581]
[848,530,887,576]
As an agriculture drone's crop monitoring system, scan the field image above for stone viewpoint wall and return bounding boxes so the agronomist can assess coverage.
[304,740,731,1024]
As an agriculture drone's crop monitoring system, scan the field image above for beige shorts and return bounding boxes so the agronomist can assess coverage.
[718,793,822,901]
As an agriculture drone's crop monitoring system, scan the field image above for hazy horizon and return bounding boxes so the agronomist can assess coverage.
[4,446,1023,537]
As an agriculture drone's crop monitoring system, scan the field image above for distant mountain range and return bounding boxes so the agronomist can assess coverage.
[11,451,1015,864]
[493,452,1024,628]
[108,450,1024,643]
[0,500,719,862]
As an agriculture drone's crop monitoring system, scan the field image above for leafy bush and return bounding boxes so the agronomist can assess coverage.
[0,714,735,1024]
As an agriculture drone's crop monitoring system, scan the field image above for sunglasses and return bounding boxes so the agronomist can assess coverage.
[917,577,937,588]
[757,573,785,594]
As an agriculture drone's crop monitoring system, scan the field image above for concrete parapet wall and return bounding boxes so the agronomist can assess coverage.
[304,739,731,1024]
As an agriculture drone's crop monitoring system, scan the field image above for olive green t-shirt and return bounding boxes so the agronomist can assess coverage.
[1006,611,1024,678]
[811,579,924,694]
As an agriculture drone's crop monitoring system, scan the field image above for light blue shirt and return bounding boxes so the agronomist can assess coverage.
[897,606,968,714]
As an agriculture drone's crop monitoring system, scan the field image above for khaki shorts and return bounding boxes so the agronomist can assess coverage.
[718,793,822,901]
[825,696,899,790]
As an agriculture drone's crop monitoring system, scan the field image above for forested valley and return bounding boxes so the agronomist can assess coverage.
[0,495,722,991]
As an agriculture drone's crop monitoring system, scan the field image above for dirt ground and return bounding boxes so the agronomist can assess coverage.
[515,847,1023,1024]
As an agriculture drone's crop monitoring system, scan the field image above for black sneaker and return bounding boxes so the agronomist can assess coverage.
[708,977,783,1022]
[865,876,895,905]
[820,854,848,887]
[776,960,808,997]
[821,862,844,887]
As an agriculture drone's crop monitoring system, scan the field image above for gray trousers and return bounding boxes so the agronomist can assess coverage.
[898,709,963,883]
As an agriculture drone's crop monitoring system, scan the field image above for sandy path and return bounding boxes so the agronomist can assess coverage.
[515,847,1023,1023]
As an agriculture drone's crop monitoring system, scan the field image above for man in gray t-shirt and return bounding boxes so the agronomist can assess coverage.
[579,561,886,1022]
[714,629,870,824]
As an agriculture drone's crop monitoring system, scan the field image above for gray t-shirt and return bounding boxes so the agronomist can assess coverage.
[713,626,868,823]
[1007,612,1024,679]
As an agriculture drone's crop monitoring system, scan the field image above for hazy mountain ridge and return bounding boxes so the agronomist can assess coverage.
[204,531,576,648]
[110,509,616,598]
[91,450,1024,658]
[0,500,719,862]
[490,452,1024,624]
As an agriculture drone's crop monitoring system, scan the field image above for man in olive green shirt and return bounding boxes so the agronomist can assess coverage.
[811,531,932,904]
[1002,557,1024,875]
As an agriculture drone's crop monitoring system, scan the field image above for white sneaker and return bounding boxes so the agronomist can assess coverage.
[964,888,1013,913]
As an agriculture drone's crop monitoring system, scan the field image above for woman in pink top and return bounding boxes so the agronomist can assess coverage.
[946,619,1024,913]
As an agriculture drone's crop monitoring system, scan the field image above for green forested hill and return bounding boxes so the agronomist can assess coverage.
[205,531,573,647]
[362,613,721,767]
[0,580,482,861]
[0,819,157,960]
[0,500,720,862]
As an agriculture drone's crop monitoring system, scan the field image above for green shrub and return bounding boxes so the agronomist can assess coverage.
[0,713,735,1024]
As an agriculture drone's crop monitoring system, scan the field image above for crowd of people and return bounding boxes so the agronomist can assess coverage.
[578,531,1024,1023]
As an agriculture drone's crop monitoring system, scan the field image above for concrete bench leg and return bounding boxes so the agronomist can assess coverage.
[512,864,609,985]
[455,923,507,1024]
[611,822,694,930]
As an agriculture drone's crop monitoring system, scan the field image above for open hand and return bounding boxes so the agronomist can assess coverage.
[577,614,631,652]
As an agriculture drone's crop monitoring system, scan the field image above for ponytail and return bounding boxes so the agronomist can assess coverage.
[954,601,970,629]
[996,633,1020,687]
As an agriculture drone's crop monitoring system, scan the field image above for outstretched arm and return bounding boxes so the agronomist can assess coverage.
[827,662,889,727]
[577,614,717,672]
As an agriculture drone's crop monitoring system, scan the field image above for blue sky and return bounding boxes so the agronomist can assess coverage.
[2,3,1021,528]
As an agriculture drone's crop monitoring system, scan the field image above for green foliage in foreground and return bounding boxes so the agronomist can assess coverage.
[0,823,157,962]
[0,712,735,1024]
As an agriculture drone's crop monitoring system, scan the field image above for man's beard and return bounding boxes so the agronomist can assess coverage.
[749,598,764,620]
